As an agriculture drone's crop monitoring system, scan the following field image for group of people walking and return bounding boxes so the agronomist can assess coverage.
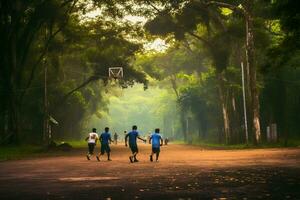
[85,125,163,163]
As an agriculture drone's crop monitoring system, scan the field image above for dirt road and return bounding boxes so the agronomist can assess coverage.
[0,144,300,200]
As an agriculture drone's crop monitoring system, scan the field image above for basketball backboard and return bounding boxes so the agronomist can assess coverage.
[108,67,123,79]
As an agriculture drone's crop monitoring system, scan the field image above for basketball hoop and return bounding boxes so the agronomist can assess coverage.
[109,67,123,79]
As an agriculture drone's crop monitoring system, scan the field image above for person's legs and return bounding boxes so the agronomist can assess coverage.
[133,146,139,162]
[150,153,153,162]
[129,145,138,162]
[156,152,160,161]
[150,147,160,161]
[96,144,105,161]
[87,144,91,158]
[87,143,94,160]
[156,148,160,161]
[150,147,155,162]
[129,155,133,163]
[133,152,138,162]
[89,143,94,154]
[107,145,111,161]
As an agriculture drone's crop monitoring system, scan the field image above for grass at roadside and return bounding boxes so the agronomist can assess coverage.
[0,140,86,161]
[172,139,300,149]
[0,145,44,161]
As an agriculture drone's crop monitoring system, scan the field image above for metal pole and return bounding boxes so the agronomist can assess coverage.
[241,62,249,144]
[186,117,191,144]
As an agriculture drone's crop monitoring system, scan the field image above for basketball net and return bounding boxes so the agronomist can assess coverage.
[108,67,123,80]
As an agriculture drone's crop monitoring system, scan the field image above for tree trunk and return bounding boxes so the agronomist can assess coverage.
[198,119,207,139]
[244,1,261,144]
[169,76,188,142]
[7,23,20,144]
[180,110,187,142]
[230,93,243,144]
[5,81,20,144]
[0,97,6,141]
[217,72,230,144]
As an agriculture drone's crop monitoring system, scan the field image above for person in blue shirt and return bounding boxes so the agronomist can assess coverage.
[125,125,146,163]
[149,128,163,162]
[96,127,113,161]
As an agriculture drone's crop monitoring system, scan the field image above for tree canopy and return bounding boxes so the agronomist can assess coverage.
[0,0,299,146]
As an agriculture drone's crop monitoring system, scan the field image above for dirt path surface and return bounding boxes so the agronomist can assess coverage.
[0,144,300,200]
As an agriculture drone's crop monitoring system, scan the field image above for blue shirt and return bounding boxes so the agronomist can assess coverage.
[126,131,139,146]
[150,133,162,148]
[100,132,111,145]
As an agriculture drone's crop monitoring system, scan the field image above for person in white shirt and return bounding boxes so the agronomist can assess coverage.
[85,128,99,160]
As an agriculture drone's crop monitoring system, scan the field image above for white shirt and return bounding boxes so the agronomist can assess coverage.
[88,132,99,143]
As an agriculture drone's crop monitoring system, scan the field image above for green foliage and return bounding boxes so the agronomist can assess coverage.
[89,84,179,138]
[0,145,44,161]
[0,0,148,144]
[1,0,300,147]
[273,0,300,34]
[258,0,300,141]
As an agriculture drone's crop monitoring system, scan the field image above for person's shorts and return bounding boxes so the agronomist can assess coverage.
[101,143,111,154]
[152,147,160,153]
[88,143,95,154]
[129,144,138,153]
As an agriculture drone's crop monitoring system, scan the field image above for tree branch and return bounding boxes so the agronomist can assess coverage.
[19,27,62,102]
[170,74,179,99]
[187,31,212,48]
[182,39,195,55]
[205,1,240,11]
[50,75,100,113]
[206,0,247,17]
[145,0,161,13]
[62,75,99,101]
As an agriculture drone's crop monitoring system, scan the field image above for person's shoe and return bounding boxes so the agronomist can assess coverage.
[107,158,112,161]
[86,155,90,160]
[156,160,159,162]
[96,156,100,161]
[129,156,133,163]
[150,155,153,162]
[134,159,139,162]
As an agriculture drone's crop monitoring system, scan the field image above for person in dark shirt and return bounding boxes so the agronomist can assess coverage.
[96,127,113,161]
[123,131,127,142]
[164,137,169,145]
[125,125,146,163]
[114,132,118,145]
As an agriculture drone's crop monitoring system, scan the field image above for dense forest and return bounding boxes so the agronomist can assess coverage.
[0,0,299,146]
